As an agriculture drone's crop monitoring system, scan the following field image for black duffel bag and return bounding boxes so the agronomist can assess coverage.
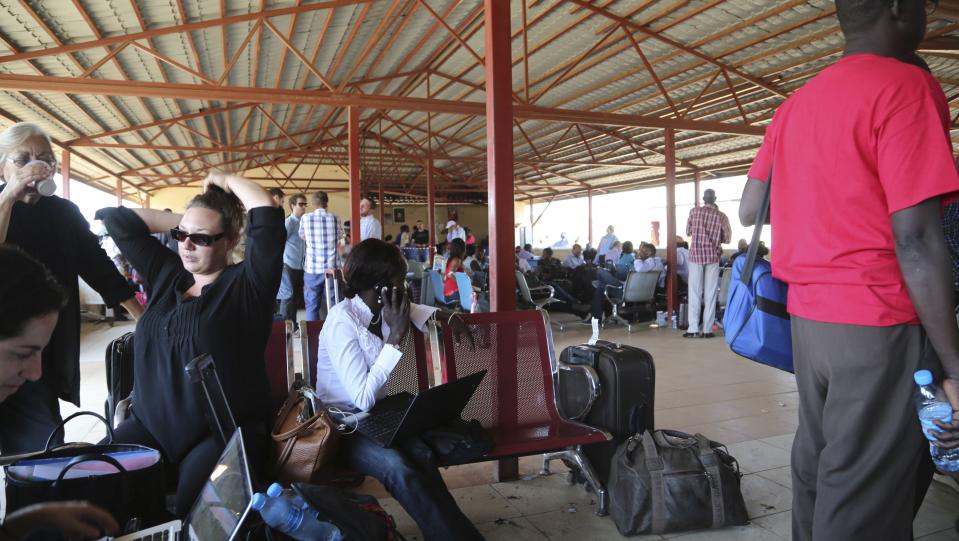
[609,430,749,535]
[4,412,166,527]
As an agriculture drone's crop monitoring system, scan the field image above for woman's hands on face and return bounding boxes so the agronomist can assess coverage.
[1,162,52,203]
[382,285,411,346]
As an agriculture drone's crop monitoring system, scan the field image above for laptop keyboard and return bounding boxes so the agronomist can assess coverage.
[130,529,179,541]
[360,409,405,439]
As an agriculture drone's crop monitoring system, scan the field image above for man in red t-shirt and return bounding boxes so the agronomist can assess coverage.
[741,1,959,539]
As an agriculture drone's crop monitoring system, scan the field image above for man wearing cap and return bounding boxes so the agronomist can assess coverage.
[359,197,381,241]
[446,220,466,243]
[684,188,731,338]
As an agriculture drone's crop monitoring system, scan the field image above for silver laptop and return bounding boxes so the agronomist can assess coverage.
[107,428,254,541]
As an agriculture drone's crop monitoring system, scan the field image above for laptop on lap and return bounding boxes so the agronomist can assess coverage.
[355,369,486,447]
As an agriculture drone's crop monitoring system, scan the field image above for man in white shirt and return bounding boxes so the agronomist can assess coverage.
[562,243,585,269]
[359,197,382,240]
[445,220,466,243]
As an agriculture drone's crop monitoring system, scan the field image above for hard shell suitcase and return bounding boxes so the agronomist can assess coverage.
[559,340,655,483]
[104,332,135,427]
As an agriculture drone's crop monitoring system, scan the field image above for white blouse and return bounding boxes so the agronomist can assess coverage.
[314,296,436,411]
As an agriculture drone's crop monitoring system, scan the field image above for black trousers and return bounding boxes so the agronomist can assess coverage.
[0,379,63,454]
[278,265,304,324]
[790,316,934,541]
[111,412,269,518]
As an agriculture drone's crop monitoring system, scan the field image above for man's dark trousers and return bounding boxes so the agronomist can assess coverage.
[278,264,304,323]
[791,316,934,541]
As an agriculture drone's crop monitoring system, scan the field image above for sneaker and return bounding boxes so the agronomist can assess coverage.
[702,333,715,338]
[682,332,698,338]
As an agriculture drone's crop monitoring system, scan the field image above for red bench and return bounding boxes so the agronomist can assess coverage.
[263,319,296,415]
[296,310,612,514]
[436,310,612,514]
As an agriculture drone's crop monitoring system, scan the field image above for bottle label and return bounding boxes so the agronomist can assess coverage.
[918,403,953,441]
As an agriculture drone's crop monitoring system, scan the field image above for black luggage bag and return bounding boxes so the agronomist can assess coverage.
[104,332,135,427]
[559,340,655,483]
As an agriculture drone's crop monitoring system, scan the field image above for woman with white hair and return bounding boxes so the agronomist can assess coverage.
[0,122,143,455]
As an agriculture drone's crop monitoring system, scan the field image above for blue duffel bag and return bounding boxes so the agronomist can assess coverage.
[723,171,793,372]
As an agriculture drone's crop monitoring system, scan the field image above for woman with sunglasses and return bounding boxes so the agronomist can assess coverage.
[0,122,143,455]
[95,171,284,517]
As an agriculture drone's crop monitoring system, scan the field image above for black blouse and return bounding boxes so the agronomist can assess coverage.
[96,206,284,461]
[2,189,133,405]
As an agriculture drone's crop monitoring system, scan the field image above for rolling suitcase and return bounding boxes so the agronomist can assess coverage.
[559,340,655,484]
[104,332,135,427]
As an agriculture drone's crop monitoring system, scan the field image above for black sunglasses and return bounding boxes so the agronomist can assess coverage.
[170,227,226,247]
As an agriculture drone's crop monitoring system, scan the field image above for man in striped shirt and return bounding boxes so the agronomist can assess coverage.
[684,189,731,338]
[299,191,342,321]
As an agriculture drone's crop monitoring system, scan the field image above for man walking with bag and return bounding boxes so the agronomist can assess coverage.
[741,1,959,539]
[684,189,731,338]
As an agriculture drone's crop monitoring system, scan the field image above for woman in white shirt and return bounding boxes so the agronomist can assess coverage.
[313,239,483,541]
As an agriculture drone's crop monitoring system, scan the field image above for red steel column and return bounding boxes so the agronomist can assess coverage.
[485,0,518,483]
[486,0,515,313]
[60,149,70,200]
[665,128,678,318]
[378,182,385,233]
[115,178,123,207]
[348,106,361,246]
[426,161,436,265]
[528,197,534,245]
[587,188,593,246]
[694,171,701,208]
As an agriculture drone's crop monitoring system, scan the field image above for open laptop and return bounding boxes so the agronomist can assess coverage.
[107,428,254,541]
[355,369,487,447]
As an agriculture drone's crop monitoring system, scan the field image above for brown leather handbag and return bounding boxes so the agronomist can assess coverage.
[271,388,340,485]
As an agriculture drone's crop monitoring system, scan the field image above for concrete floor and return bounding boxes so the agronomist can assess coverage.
[36,315,959,540]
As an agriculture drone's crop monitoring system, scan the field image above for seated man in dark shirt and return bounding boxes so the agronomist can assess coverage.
[96,172,283,517]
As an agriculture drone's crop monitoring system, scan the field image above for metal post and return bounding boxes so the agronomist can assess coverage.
[485,0,518,483]
[348,106,361,246]
[378,181,385,234]
[60,149,70,200]
[694,171,701,208]
[528,197,534,246]
[587,188,593,247]
[427,161,436,265]
[665,128,678,318]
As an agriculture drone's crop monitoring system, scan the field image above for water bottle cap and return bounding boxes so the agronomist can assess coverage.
[251,493,266,510]
[914,370,933,386]
[266,483,283,498]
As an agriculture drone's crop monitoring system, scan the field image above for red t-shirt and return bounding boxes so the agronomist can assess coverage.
[748,54,959,326]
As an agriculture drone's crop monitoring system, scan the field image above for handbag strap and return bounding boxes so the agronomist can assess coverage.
[641,431,667,534]
[740,167,773,286]
[53,453,126,485]
[45,411,115,452]
[272,395,325,441]
[694,434,725,528]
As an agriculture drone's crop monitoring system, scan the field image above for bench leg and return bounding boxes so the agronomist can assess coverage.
[494,457,519,482]
[540,447,608,516]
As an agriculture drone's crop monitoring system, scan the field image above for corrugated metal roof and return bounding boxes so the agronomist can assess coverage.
[0,0,954,202]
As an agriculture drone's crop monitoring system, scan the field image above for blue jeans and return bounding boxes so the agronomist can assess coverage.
[304,272,334,321]
[340,433,483,541]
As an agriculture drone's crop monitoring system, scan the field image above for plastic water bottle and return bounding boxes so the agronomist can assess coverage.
[251,492,341,541]
[913,370,959,473]
[266,483,309,513]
